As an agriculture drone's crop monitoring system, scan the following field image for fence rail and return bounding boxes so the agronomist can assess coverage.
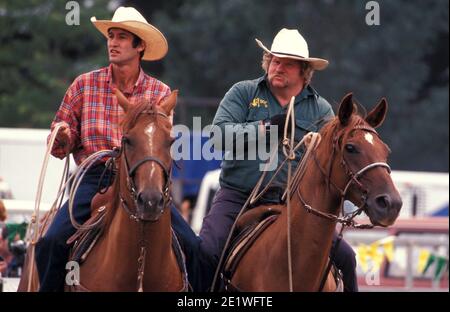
[345,233,449,291]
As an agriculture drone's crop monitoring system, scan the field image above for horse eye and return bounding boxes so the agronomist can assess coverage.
[345,144,358,154]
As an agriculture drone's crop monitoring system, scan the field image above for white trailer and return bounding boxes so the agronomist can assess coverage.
[191,169,449,233]
[0,127,75,205]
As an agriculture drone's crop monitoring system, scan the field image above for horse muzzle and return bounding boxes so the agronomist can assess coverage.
[365,192,403,226]
[136,190,166,221]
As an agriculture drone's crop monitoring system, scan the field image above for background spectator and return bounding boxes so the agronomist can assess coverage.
[0,177,13,200]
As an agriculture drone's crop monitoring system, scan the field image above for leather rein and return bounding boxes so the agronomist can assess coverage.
[296,124,391,228]
[119,109,172,222]
[109,108,187,292]
[294,124,391,291]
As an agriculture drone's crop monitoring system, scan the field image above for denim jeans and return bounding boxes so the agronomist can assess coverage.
[35,164,113,291]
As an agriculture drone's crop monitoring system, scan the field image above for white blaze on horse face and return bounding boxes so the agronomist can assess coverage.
[145,124,155,144]
[365,133,374,145]
[145,124,158,174]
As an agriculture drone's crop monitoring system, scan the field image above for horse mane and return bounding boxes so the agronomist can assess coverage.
[121,99,157,132]
[320,103,370,144]
[320,109,368,141]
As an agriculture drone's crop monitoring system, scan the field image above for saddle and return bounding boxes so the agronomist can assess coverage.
[67,188,112,264]
[221,205,281,291]
[66,188,189,291]
[220,204,343,292]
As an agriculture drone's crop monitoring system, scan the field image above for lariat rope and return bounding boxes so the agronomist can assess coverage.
[25,124,116,290]
[27,123,70,291]
[211,97,320,292]
[67,149,116,231]
[283,96,296,293]
[280,97,324,292]
[211,99,388,292]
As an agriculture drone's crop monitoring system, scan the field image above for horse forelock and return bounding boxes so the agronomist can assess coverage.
[121,97,171,131]
[318,113,374,187]
[121,99,156,132]
[320,113,371,147]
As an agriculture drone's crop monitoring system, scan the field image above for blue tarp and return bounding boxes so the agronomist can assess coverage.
[431,203,449,217]
[172,131,221,197]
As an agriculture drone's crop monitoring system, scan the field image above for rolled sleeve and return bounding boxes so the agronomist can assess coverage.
[49,78,83,159]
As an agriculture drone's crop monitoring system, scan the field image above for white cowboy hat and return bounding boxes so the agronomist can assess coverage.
[255,28,328,70]
[91,6,168,61]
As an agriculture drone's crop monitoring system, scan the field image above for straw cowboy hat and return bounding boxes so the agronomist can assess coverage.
[255,28,328,70]
[91,6,168,61]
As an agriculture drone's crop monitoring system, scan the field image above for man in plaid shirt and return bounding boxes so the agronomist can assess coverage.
[35,7,172,291]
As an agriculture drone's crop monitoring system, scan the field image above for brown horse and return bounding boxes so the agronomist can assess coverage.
[70,89,186,291]
[19,89,185,291]
[227,93,402,291]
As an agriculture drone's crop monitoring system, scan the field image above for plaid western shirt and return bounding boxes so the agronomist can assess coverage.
[49,64,171,165]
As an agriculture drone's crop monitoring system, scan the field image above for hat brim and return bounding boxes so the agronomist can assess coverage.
[91,17,168,61]
[255,38,328,71]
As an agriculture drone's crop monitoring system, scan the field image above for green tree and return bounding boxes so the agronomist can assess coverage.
[0,0,448,171]
[153,0,448,171]
[0,0,112,128]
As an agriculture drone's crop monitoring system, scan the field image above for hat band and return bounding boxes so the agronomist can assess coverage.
[271,51,306,59]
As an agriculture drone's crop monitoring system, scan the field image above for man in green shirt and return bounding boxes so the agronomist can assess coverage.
[172,28,358,291]
[211,40,333,196]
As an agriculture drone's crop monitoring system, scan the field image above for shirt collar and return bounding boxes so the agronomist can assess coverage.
[107,64,146,94]
[134,66,145,87]
[257,75,268,86]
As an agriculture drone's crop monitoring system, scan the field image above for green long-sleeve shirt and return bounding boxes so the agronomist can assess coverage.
[211,75,334,201]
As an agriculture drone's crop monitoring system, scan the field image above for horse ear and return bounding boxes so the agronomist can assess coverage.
[159,90,178,115]
[338,92,354,126]
[366,98,388,128]
[114,88,130,112]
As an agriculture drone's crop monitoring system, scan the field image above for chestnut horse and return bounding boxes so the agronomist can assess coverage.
[70,89,186,291]
[19,89,186,291]
[226,93,402,291]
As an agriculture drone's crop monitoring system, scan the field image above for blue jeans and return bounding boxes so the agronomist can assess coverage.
[35,164,113,292]
[331,232,358,292]
[171,187,278,291]
[171,186,358,292]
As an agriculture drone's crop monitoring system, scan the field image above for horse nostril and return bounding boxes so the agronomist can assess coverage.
[137,193,154,208]
[137,193,145,206]
[137,191,163,209]
[375,194,391,209]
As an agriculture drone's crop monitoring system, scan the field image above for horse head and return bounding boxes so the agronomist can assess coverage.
[115,88,177,222]
[320,93,402,226]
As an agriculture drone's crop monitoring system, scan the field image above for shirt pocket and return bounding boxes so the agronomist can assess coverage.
[246,108,269,122]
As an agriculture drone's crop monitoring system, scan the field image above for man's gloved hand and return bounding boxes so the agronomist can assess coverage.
[267,114,291,138]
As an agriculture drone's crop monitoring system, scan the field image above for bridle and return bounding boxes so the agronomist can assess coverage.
[292,123,391,291]
[114,108,187,292]
[119,109,172,222]
[296,124,391,228]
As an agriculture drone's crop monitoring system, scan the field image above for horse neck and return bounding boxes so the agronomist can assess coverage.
[277,144,342,290]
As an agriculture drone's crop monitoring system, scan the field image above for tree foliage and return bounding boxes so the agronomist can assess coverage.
[153,0,449,171]
[0,0,112,127]
[0,0,448,171]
